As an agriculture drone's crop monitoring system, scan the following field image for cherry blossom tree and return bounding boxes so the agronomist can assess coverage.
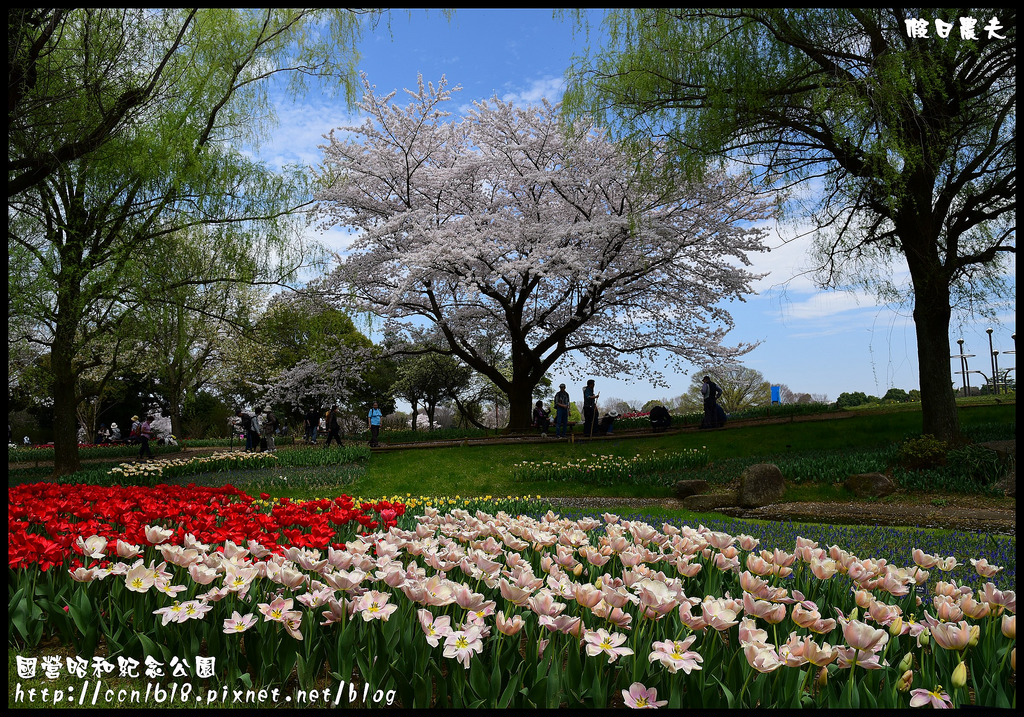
[315,75,770,430]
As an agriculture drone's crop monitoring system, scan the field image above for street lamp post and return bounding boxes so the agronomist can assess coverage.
[956,339,967,396]
[987,328,997,395]
[1005,334,1016,393]
[951,343,975,397]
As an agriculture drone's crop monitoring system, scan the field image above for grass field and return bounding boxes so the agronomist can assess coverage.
[279,402,1016,499]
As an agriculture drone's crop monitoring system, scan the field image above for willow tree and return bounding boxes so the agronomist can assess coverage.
[316,76,769,430]
[7,9,380,475]
[564,8,1016,441]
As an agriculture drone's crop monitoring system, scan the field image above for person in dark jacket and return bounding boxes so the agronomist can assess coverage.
[533,400,551,435]
[324,405,343,447]
[701,376,724,429]
[649,405,671,431]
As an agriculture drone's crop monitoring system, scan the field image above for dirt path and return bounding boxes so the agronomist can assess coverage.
[547,495,1016,535]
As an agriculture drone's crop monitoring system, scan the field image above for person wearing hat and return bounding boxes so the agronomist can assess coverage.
[128,415,142,445]
[553,383,571,439]
[109,422,122,442]
[261,406,278,452]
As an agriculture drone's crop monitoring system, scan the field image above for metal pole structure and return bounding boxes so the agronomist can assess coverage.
[993,351,1001,394]
[955,339,967,396]
[987,328,996,395]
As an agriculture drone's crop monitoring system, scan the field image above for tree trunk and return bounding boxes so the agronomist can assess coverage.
[505,381,537,432]
[50,341,82,476]
[912,280,960,442]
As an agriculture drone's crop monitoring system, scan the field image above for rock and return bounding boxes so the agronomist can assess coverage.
[977,440,1016,461]
[737,463,786,508]
[673,479,710,499]
[845,472,897,499]
[681,492,737,512]
[993,464,1016,498]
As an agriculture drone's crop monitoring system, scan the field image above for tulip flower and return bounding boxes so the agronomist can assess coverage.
[222,611,257,634]
[970,558,1003,578]
[621,683,667,709]
[495,610,525,636]
[896,669,914,692]
[926,618,972,652]
[418,609,452,646]
[909,686,953,709]
[950,661,967,689]
[1002,614,1016,639]
[840,618,889,653]
[584,628,635,663]
[744,642,784,673]
[443,626,484,669]
[649,636,703,674]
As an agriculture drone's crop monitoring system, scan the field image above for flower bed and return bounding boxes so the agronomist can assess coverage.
[8,492,1016,709]
[513,449,710,486]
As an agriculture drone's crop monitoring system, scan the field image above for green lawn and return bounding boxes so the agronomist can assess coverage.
[332,402,1014,500]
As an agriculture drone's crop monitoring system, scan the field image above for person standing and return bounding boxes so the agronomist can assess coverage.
[236,410,254,451]
[367,401,383,447]
[582,380,599,438]
[324,405,343,447]
[138,415,156,460]
[262,407,278,452]
[129,415,142,445]
[701,375,724,429]
[532,400,551,435]
[304,407,319,444]
[553,383,570,438]
[249,410,263,451]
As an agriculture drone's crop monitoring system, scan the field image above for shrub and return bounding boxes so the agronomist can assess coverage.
[897,434,949,469]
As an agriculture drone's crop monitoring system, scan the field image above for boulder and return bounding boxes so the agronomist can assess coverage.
[673,479,710,500]
[977,440,1016,461]
[845,472,897,499]
[992,465,1015,498]
[681,492,737,512]
[737,463,786,508]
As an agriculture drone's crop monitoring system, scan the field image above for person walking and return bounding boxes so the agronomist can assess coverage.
[138,415,156,460]
[367,401,383,447]
[553,383,570,438]
[582,380,599,438]
[701,375,724,429]
[324,405,343,447]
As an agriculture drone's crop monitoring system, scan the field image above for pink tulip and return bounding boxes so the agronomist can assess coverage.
[621,682,667,709]
[841,618,889,653]
[909,687,953,709]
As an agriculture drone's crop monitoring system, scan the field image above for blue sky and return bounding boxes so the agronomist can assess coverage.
[258,9,1016,407]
